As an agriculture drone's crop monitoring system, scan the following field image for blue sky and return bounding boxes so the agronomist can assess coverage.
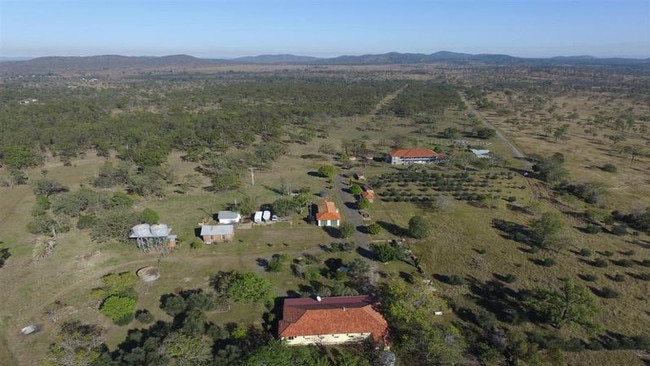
[1,0,648,58]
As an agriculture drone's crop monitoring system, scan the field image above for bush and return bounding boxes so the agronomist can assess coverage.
[596,287,619,299]
[506,196,517,202]
[641,259,650,267]
[592,258,609,268]
[601,163,617,173]
[541,258,556,267]
[373,243,397,263]
[579,248,592,257]
[610,274,625,282]
[448,274,465,286]
[580,274,598,282]
[611,224,628,236]
[190,240,202,249]
[366,223,382,235]
[600,251,614,257]
[614,259,634,267]
[135,309,154,324]
[100,295,137,325]
[76,214,96,229]
[503,273,517,283]
[161,295,187,316]
[584,224,601,234]
[139,208,160,224]
[633,273,650,281]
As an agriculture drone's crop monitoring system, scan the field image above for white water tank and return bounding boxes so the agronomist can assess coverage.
[131,224,151,237]
[150,224,170,237]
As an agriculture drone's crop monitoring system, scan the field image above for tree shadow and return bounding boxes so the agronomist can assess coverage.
[307,171,322,178]
[377,220,407,237]
[357,225,370,234]
[356,246,375,261]
[321,226,341,239]
[492,218,533,245]
[464,275,532,325]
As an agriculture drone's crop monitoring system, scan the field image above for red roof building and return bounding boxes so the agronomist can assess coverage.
[315,199,341,227]
[278,295,389,346]
[387,148,445,165]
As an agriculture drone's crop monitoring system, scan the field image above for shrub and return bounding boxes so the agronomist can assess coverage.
[610,274,625,282]
[596,287,619,299]
[161,295,187,316]
[366,223,382,235]
[503,273,517,283]
[584,225,601,234]
[641,259,650,267]
[580,274,598,282]
[633,273,650,281]
[373,243,397,263]
[600,251,614,257]
[579,248,592,257]
[448,274,465,286]
[76,214,96,230]
[100,295,137,325]
[592,258,609,268]
[190,240,202,249]
[614,259,634,267]
[541,258,556,267]
[139,208,160,224]
[611,224,628,236]
[135,309,154,324]
[506,196,517,202]
[601,163,617,173]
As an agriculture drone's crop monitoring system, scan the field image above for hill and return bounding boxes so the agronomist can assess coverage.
[1,51,648,75]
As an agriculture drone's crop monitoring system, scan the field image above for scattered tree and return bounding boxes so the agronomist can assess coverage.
[408,215,432,239]
[47,321,105,366]
[317,165,336,178]
[339,222,355,239]
[528,279,599,329]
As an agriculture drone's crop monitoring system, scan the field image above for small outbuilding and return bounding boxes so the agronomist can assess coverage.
[200,224,234,244]
[470,149,491,158]
[218,211,241,224]
[253,211,263,223]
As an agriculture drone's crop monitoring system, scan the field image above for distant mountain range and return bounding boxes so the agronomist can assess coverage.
[1,51,648,74]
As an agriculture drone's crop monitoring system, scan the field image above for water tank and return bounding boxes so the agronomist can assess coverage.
[262,210,271,221]
[131,224,151,237]
[150,224,170,237]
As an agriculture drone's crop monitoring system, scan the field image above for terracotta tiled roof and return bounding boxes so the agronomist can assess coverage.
[315,199,342,221]
[389,148,441,158]
[362,190,376,200]
[278,296,388,342]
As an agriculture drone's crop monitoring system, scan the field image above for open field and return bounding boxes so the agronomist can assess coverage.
[1,64,649,365]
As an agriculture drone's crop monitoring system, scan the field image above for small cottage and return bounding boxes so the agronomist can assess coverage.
[200,224,234,244]
[315,199,341,227]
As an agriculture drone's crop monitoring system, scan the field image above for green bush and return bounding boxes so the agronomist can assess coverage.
[506,196,517,202]
[579,248,592,257]
[190,240,202,249]
[139,208,160,224]
[373,243,397,263]
[592,258,609,268]
[448,274,465,286]
[366,223,383,235]
[100,295,137,325]
[503,273,517,283]
[584,225,601,234]
[76,214,96,229]
[135,309,154,324]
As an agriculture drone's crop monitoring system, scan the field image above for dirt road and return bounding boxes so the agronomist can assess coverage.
[333,175,379,284]
[459,92,532,171]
